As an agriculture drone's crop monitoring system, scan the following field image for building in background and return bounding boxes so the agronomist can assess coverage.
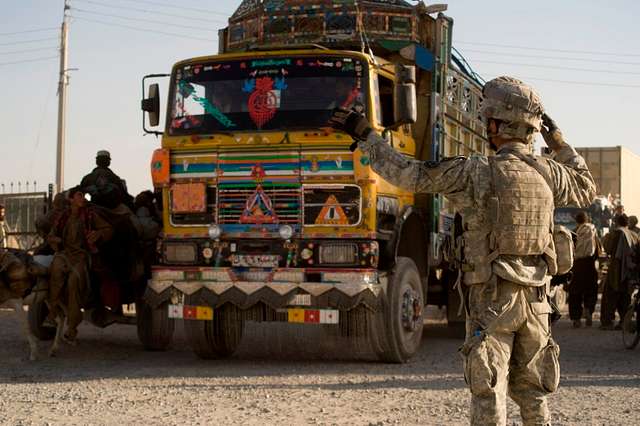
[575,146,640,216]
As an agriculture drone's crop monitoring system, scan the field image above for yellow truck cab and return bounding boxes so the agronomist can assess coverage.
[138,0,489,362]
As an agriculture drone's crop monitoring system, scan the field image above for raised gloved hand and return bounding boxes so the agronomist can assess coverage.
[541,113,567,151]
[329,108,373,152]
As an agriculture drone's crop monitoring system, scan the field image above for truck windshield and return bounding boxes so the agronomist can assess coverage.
[169,56,367,134]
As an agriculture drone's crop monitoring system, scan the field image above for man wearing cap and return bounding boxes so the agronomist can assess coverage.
[330,76,596,425]
[80,150,132,209]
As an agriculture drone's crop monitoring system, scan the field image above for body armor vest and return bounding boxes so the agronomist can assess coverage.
[462,150,557,285]
[488,154,554,256]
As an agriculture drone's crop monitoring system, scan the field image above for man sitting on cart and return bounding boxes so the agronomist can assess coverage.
[45,186,113,343]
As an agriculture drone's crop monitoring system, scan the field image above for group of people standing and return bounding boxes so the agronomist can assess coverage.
[38,150,161,342]
[568,209,639,329]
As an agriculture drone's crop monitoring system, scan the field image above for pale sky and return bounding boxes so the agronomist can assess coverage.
[1,0,639,195]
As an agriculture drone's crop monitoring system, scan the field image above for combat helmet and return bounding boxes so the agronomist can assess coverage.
[480,76,544,143]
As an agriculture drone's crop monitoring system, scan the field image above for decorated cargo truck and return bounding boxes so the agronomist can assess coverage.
[138,0,489,362]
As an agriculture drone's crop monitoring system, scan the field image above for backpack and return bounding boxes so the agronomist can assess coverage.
[554,225,574,275]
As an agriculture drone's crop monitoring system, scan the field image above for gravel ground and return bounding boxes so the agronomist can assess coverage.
[0,307,638,425]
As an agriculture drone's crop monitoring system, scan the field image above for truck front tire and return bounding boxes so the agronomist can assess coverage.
[371,257,424,363]
[184,300,243,359]
[136,299,175,351]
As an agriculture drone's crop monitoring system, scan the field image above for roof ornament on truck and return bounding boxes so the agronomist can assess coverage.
[220,0,441,55]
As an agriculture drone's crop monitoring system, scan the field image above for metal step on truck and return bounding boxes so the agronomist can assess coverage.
[138,0,490,362]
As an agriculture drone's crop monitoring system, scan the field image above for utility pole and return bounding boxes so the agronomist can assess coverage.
[55,0,71,193]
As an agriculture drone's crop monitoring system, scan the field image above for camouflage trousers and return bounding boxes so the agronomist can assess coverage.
[460,277,560,426]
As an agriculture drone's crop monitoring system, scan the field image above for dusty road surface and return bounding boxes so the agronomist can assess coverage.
[0,308,638,425]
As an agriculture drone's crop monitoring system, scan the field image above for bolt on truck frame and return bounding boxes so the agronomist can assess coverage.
[138,0,489,362]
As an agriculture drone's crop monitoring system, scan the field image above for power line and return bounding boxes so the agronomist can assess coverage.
[456,41,640,58]
[73,0,227,24]
[73,7,218,32]
[116,0,230,17]
[0,37,59,47]
[0,27,59,37]
[0,55,59,67]
[474,70,640,89]
[458,48,640,67]
[72,16,216,42]
[0,46,58,56]
[520,77,640,89]
[472,59,640,76]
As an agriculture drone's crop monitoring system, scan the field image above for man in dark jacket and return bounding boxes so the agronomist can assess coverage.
[601,214,639,330]
[80,150,132,208]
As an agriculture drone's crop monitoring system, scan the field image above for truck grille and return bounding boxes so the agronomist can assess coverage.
[217,183,301,225]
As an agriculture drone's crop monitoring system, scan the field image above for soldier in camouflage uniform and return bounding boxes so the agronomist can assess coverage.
[331,76,596,425]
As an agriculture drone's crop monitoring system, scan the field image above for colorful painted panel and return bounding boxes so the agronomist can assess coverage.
[170,152,217,179]
[171,183,207,213]
[217,151,302,231]
[301,151,354,177]
[303,185,361,226]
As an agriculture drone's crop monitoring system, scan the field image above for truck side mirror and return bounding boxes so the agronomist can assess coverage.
[393,64,417,126]
[142,83,161,127]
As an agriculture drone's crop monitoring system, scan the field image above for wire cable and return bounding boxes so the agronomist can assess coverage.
[458,48,640,67]
[472,59,640,76]
[73,0,227,24]
[115,0,230,17]
[0,37,59,47]
[28,74,58,177]
[72,16,215,42]
[0,27,59,37]
[456,41,640,58]
[0,55,59,67]
[73,7,218,32]
[0,46,58,56]
[516,76,640,89]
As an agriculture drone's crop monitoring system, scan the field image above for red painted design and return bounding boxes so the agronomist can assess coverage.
[341,87,360,109]
[248,77,278,128]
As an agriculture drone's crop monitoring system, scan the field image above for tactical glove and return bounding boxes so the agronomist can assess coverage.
[541,113,567,151]
[329,108,373,152]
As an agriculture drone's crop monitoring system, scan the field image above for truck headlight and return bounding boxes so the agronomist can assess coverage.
[279,225,294,240]
[208,224,222,240]
[318,243,357,264]
[164,242,198,264]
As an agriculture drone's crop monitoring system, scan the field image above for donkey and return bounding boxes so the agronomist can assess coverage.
[0,249,48,361]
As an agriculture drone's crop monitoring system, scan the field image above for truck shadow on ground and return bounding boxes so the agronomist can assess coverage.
[0,316,465,386]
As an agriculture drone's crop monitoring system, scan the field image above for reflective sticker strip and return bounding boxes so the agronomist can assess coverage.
[168,304,214,321]
[288,308,305,323]
[196,306,214,320]
[320,310,339,324]
[168,304,183,319]
[286,309,339,324]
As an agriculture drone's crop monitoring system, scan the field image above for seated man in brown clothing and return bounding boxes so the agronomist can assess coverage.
[46,186,113,342]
